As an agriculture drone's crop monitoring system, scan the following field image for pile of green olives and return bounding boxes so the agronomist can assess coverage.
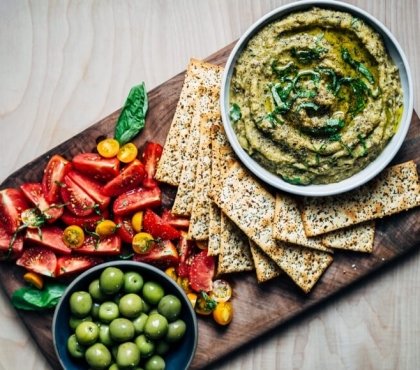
[67,267,187,370]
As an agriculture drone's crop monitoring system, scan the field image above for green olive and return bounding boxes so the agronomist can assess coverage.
[67,334,86,359]
[70,291,93,318]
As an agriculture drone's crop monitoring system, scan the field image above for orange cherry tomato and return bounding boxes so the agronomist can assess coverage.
[213,301,233,325]
[95,219,117,238]
[165,267,178,282]
[97,138,120,158]
[62,225,85,248]
[132,232,154,254]
[187,293,198,309]
[131,211,144,233]
[23,272,44,289]
[117,142,138,163]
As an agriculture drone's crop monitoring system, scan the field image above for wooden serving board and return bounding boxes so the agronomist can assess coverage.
[1,42,420,370]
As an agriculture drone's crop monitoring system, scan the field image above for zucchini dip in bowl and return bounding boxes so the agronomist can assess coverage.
[221,0,413,196]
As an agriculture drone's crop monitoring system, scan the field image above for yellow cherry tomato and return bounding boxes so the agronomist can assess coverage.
[195,293,216,316]
[213,301,233,326]
[97,138,120,158]
[210,279,232,303]
[177,276,192,294]
[132,232,154,254]
[195,241,208,250]
[95,219,117,237]
[165,267,178,282]
[187,293,198,309]
[131,211,144,233]
[62,225,85,248]
[117,142,138,163]
[23,272,44,290]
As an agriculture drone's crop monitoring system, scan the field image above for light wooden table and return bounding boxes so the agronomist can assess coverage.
[0,1,419,369]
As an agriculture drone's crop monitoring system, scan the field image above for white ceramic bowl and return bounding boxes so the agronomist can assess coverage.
[220,0,413,197]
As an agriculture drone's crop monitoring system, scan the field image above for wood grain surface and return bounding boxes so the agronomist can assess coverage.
[0,1,419,370]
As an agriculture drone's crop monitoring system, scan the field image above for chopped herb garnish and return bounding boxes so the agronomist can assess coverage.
[229,103,242,122]
[341,48,375,84]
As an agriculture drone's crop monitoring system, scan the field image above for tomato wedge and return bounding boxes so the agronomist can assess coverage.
[142,209,181,240]
[102,159,146,197]
[132,240,179,267]
[0,223,23,260]
[176,231,192,278]
[161,209,190,229]
[0,188,30,234]
[67,170,111,210]
[113,187,162,216]
[141,142,163,188]
[16,246,57,277]
[76,234,122,255]
[55,255,103,277]
[61,209,109,231]
[42,155,69,203]
[25,226,72,255]
[20,182,63,223]
[189,250,215,293]
[72,153,120,181]
[114,215,136,243]
[61,175,96,216]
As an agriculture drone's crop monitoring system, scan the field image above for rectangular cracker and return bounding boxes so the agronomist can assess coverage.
[215,162,333,293]
[249,240,282,283]
[217,213,254,275]
[301,161,420,237]
[188,112,221,240]
[155,59,223,186]
[208,203,222,256]
[322,221,376,253]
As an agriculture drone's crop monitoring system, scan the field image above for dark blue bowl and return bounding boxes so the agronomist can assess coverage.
[52,260,198,370]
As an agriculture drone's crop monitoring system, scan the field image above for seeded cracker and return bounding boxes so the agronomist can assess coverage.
[217,213,254,275]
[215,162,333,293]
[249,240,282,283]
[301,161,420,237]
[208,203,222,256]
[155,59,223,186]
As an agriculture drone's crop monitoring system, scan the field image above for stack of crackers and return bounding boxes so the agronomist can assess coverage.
[155,59,420,293]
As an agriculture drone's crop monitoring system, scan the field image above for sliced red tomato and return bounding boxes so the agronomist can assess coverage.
[16,246,57,277]
[20,183,63,223]
[72,153,120,182]
[133,239,179,267]
[113,187,162,216]
[61,209,109,231]
[142,209,181,240]
[42,154,69,203]
[141,142,163,188]
[114,215,135,244]
[102,159,146,197]
[67,170,111,210]
[189,250,215,293]
[60,175,96,216]
[177,231,192,278]
[76,234,121,255]
[161,209,190,229]
[55,255,103,277]
[25,226,72,255]
[0,223,23,260]
[0,188,30,234]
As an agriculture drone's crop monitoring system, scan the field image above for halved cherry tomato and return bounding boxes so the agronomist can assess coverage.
[161,209,190,229]
[102,159,146,197]
[189,250,215,293]
[16,246,57,277]
[165,267,178,281]
[213,301,233,326]
[95,220,117,238]
[60,175,96,217]
[61,209,109,231]
[113,187,162,216]
[187,293,198,309]
[195,292,216,316]
[177,276,192,294]
[20,208,46,228]
[0,223,23,260]
[117,142,138,163]
[55,255,103,277]
[42,155,69,203]
[141,142,163,188]
[62,225,85,248]
[76,235,121,255]
[67,170,110,210]
[20,183,63,223]
[72,153,120,181]
[131,211,144,233]
[210,279,232,302]
[142,209,181,240]
[25,226,72,255]
[132,232,154,254]
[97,138,120,158]
[23,272,44,289]
[132,240,179,267]
[0,188,30,234]
[114,215,135,244]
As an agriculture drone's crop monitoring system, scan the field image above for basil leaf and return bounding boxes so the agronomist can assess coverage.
[114,82,148,145]
[11,283,67,311]
[229,103,242,122]
[341,48,375,84]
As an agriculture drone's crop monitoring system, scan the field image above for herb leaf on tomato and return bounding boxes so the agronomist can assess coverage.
[115,82,148,145]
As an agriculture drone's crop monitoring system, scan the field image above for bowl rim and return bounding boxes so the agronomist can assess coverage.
[52,260,198,370]
[220,0,414,197]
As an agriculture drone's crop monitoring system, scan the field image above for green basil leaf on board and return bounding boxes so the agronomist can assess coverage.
[114,82,148,145]
[11,283,67,310]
